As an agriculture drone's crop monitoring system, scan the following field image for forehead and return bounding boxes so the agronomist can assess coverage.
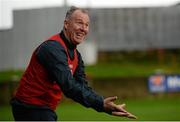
[71,10,89,22]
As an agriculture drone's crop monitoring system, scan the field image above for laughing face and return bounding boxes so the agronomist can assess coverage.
[64,10,90,45]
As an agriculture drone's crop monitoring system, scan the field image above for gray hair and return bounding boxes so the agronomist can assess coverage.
[65,6,89,20]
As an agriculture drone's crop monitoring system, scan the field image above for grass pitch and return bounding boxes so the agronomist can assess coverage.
[1,97,179,121]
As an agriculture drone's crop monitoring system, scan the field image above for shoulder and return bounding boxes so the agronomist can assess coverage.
[40,40,64,50]
[35,40,68,62]
[36,40,66,54]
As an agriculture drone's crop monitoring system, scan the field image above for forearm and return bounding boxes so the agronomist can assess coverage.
[55,71,104,112]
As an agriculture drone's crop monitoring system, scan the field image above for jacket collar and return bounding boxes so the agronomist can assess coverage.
[60,31,76,49]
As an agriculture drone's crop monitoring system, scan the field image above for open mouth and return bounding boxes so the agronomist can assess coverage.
[76,32,85,39]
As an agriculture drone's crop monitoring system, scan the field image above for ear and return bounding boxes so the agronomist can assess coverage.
[64,19,68,30]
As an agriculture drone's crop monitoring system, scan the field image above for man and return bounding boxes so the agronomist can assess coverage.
[11,6,137,121]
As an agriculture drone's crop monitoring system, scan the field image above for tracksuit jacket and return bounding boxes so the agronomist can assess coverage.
[11,31,104,112]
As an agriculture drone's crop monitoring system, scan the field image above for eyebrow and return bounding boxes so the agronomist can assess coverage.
[75,18,89,23]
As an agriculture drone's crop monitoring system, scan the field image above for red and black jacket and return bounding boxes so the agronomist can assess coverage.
[13,31,104,112]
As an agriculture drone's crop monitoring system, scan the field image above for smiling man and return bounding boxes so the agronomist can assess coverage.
[10,6,137,121]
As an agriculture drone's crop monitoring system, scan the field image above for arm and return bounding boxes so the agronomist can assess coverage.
[36,41,137,119]
[74,51,137,119]
[35,40,103,112]
[73,51,104,111]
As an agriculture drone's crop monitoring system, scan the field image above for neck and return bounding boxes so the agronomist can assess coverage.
[61,30,77,49]
[63,29,74,45]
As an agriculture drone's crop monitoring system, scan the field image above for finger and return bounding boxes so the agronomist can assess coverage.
[112,111,129,117]
[127,113,138,119]
[115,106,137,119]
[119,103,126,109]
[112,111,137,119]
[106,96,118,102]
[115,104,128,113]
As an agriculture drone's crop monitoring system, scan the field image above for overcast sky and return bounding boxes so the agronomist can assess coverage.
[1,0,180,10]
[67,0,180,8]
[1,0,180,29]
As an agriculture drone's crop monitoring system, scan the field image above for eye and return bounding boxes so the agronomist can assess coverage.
[85,23,89,27]
[76,21,83,25]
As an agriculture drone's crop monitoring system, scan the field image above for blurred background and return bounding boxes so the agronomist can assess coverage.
[0,0,180,121]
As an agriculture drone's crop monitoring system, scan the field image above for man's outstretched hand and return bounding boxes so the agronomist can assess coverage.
[103,96,137,119]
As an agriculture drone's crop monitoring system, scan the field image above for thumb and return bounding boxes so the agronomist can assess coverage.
[105,96,118,102]
[119,103,126,109]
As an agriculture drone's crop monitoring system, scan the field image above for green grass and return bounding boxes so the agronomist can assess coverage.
[85,62,180,78]
[0,70,23,82]
[1,98,180,121]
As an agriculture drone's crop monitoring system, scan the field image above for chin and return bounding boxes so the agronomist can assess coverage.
[76,41,82,45]
[75,40,84,44]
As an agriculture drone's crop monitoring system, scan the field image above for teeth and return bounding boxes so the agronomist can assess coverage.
[77,33,83,37]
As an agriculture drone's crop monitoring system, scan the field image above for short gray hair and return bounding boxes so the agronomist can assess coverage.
[65,6,89,20]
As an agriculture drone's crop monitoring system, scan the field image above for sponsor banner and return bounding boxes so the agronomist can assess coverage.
[148,74,180,93]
